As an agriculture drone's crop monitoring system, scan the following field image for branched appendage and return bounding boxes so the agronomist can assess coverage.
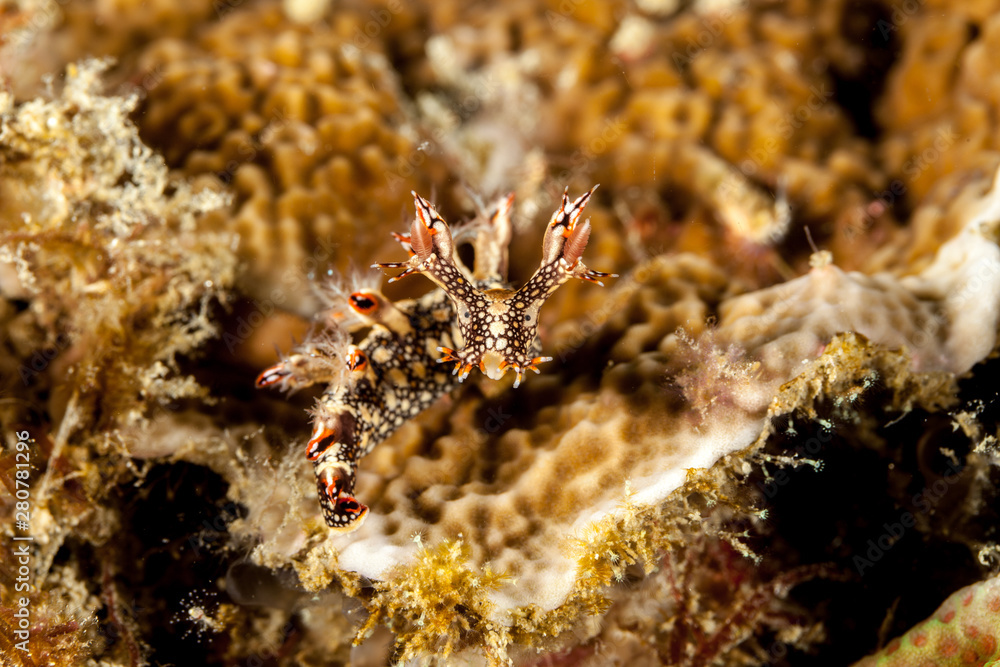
[254,330,348,392]
[376,187,616,387]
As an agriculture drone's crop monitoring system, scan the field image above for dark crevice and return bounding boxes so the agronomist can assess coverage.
[115,463,243,665]
[828,0,901,140]
[755,354,1000,665]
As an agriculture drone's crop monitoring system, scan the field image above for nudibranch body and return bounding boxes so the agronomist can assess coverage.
[257,188,614,533]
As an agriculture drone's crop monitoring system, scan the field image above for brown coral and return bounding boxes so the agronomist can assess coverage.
[395,0,899,282]
[134,1,456,313]
[3,1,1000,665]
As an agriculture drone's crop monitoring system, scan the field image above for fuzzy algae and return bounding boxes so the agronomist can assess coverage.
[0,59,237,666]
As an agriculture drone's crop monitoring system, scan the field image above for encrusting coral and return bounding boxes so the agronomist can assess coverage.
[4,1,1000,665]
[852,573,1000,666]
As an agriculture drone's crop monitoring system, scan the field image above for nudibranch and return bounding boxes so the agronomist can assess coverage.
[257,188,614,533]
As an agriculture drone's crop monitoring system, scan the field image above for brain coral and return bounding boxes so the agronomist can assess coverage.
[134,1,455,312]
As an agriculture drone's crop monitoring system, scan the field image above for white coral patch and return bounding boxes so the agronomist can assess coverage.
[718,169,1000,379]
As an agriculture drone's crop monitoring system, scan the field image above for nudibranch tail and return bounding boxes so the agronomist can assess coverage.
[316,460,369,532]
[254,331,349,392]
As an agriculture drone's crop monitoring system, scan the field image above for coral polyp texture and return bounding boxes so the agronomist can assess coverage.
[7,1,1000,666]
[852,573,1000,667]
[130,1,454,313]
[257,189,612,532]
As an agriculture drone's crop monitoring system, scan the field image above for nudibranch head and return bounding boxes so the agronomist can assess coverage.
[377,187,615,387]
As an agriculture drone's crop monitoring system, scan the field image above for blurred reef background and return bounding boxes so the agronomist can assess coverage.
[2,0,1000,665]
